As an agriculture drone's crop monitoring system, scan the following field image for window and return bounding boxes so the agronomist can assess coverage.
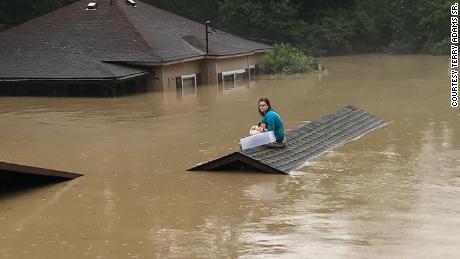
[182,74,196,88]
[176,74,197,95]
[249,65,256,80]
[220,69,246,87]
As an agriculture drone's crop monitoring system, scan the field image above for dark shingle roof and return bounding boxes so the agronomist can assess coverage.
[0,0,271,80]
[117,0,271,61]
[0,161,82,179]
[189,106,388,174]
[0,0,161,62]
[0,51,148,81]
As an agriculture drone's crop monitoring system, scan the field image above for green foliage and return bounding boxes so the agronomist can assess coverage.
[217,0,450,55]
[425,38,450,55]
[217,0,300,40]
[384,40,417,54]
[261,43,322,74]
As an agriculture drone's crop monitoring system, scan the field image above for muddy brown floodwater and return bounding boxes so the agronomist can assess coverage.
[0,54,459,259]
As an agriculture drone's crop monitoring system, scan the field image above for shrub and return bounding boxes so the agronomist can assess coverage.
[261,43,323,74]
[426,38,449,55]
[383,40,416,54]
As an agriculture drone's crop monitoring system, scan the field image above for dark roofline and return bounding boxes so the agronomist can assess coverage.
[0,71,149,83]
[188,152,285,174]
[0,161,83,179]
[204,49,268,59]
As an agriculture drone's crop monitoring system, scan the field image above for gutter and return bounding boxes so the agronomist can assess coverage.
[125,49,270,67]
[0,71,150,83]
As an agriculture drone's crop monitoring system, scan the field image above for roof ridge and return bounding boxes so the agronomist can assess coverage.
[112,0,164,62]
[118,0,211,60]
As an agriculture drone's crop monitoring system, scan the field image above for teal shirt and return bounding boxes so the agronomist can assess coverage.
[261,110,285,142]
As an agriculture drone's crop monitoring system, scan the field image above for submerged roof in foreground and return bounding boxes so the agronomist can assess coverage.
[0,161,83,179]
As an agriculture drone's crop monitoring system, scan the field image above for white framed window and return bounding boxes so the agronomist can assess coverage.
[220,69,247,87]
[181,74,197,88]
[175,73,197,95]
[222,69,246,78]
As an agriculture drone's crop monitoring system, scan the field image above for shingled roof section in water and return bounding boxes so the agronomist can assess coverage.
[0,161,83,179]
[188,106,388,174]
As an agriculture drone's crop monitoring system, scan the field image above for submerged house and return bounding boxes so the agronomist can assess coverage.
[0,0,271,96]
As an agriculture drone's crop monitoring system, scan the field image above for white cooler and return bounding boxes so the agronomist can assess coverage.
[240,131,276,150]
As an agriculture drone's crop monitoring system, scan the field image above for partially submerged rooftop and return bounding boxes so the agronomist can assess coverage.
[0,161,83,180]
[0,0,271,82]
[189,106,388,174]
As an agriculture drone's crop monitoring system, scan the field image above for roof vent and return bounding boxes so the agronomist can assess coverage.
[86,2,97,10]
[125,0,136,7]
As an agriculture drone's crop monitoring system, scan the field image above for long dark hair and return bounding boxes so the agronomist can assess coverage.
[258,97,272,116]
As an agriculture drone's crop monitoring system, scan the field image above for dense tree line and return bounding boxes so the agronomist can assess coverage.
[0,0,450,55]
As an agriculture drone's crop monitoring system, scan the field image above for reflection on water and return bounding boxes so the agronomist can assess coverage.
[0,55,459,258]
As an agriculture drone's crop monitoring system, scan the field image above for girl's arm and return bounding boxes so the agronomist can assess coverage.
[266,117,275,132]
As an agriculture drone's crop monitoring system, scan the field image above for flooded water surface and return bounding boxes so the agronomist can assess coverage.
[0,55,459,258]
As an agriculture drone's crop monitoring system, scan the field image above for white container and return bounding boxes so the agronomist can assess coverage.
[240,131,276,150]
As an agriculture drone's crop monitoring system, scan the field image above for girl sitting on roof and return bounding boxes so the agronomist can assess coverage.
[257,97,286,147]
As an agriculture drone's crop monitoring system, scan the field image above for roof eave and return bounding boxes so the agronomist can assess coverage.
[0,71,150,83]
[204,49,269,59]
[150,49,270,66]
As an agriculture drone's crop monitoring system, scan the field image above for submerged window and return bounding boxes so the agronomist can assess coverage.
[176,74,198,95]
[249,65,256,80]
[220,69,247,87]
[182,74,197,88]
